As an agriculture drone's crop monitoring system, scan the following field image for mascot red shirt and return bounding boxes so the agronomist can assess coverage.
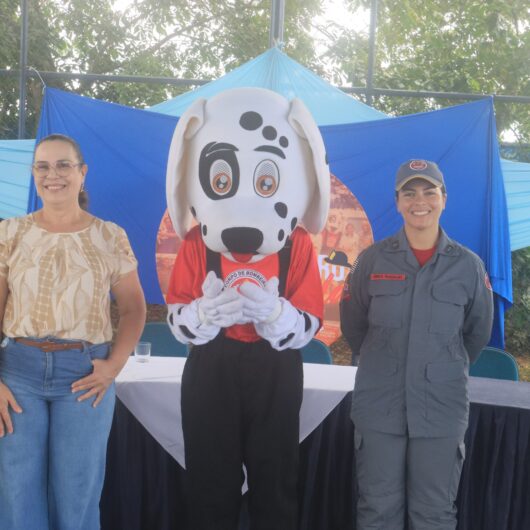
[164,87,330,530]
[167,226,323,342]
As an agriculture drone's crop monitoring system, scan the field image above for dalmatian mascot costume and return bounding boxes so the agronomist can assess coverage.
[165,87,329,530]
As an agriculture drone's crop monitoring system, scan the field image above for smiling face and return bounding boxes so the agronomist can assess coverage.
[183,90,317,257]
[33,140,87,209]
[396,178,446,235]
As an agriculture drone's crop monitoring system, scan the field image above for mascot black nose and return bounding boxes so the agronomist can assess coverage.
[221,227,264,253]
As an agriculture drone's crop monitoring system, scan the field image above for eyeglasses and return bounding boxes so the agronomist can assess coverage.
[32,161,83,178]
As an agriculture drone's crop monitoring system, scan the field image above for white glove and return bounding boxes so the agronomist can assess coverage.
[167,300,219,345]
[239,277,282,324]
[167,272,245,346]
[197,271,244,328]
[254,300,321,351]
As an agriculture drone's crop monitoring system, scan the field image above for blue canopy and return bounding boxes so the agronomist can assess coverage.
[30,88,511,347]
[502,159,530,251]
[0,139,34,219]
[150,48,386,125]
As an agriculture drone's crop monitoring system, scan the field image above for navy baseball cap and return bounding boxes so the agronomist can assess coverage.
[395,159,445,191]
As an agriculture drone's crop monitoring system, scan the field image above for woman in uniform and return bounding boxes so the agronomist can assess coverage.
[340,159,493,530]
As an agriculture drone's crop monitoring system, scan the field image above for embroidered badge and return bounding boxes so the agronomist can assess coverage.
[484,272,492,291]
[409,160,427,171]
[370,273,406,281]
[224,269,267,289]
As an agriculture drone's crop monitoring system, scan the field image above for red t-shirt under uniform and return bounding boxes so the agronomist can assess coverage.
[166,226,324,343]
[412,246,437,267]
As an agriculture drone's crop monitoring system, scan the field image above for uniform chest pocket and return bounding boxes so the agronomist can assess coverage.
[368,280,407,328]
[430,285,467,333]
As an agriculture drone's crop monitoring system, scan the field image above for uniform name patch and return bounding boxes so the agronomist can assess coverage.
[370,273,406,281]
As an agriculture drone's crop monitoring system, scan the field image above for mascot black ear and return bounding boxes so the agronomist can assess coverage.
[288,98,330,234]
[166,98,206,239]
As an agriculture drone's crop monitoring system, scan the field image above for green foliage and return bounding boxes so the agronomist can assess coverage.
[336,0,530,143]
[0,0,58,137]
[0,0,321,139]
[2,1,528,141]
[505,247,530,358]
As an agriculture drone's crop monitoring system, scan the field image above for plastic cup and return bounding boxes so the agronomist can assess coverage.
[134,341,151,363]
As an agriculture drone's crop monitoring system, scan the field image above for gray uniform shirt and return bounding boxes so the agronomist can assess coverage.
[340,228,493,439]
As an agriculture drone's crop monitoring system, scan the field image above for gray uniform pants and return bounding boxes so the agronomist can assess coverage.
[354,429,465,530]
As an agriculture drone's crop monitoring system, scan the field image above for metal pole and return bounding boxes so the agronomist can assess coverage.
[269,0,285,48]
[366,0,378,106]
[18,0,29,139]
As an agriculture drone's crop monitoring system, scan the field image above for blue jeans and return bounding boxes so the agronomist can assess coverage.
[0,337,116,530]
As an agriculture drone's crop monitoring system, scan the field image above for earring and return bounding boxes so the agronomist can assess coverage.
[81,182,85,192]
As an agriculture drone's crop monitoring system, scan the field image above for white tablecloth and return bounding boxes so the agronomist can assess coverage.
[116,356,356,469]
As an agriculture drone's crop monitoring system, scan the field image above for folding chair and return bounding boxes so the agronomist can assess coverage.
[139,321,188,357]
[469,346,519,381]
[300,338,333,365]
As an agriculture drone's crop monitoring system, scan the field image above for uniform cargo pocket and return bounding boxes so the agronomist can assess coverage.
[425,360,467,423]
[368,280,407,328]
[430,285,467,333]
[425,359,465,382]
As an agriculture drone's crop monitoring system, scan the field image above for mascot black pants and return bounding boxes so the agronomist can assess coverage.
[181,334,303,530]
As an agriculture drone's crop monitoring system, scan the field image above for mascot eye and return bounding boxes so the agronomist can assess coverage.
[213,173,231,193]
[254,160,279,198]
[199,142,239,201]
[210,160,233,195]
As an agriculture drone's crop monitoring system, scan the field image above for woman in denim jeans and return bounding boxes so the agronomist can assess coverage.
[0,134,146,530]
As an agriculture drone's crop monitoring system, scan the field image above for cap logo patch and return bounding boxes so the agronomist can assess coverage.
[409,160,427,171]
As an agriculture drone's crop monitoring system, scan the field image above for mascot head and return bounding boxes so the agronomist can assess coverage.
[166,87,330,257]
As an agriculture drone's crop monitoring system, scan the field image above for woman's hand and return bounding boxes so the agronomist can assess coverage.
[71,270,146,408]
[71,358,123,408]
[0,380,22,436]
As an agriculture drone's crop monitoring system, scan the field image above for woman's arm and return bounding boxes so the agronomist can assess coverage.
[0,275,6,343]
[72,270,146,407]
[340,255,370,362]
[0,276,22,435]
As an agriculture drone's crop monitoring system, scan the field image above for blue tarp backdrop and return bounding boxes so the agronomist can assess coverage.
[29,88,511,346]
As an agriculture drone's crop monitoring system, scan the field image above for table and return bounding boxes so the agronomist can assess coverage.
[112,357,355,469]
[101,358,530,530]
